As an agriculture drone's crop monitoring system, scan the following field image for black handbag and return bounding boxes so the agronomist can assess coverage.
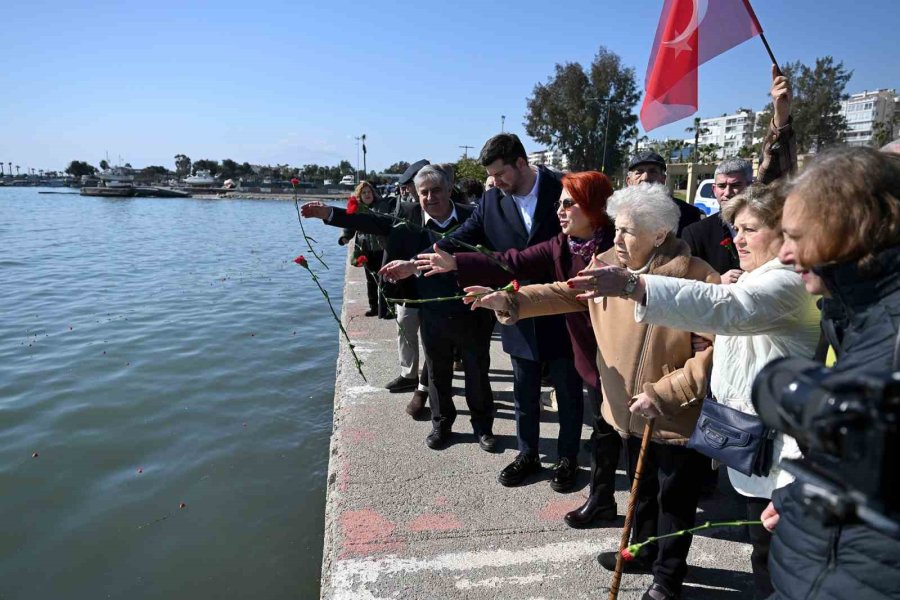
[687,394,776,477]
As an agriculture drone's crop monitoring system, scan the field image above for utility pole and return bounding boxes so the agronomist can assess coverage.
[458,145,474,159]
[354,136,361,183]
[501,115,506,132]
[361,134,367,181]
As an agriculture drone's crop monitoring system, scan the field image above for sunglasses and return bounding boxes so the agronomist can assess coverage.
[553,199,577,210]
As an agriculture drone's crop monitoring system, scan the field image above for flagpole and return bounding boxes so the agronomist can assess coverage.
[759,32,781,76]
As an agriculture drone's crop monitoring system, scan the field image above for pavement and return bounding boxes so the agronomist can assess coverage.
[320,265,756,600]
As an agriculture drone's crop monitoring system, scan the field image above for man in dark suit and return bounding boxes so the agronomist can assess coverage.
[625,151,703,236]
[424,134,583,491]
[302,166,496,451]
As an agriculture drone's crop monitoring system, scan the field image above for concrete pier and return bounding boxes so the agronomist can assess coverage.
[320,265,756,599]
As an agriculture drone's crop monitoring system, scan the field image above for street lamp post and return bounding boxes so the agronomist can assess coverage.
[354,136,361,183]
[501,115,506,132]
[361,134,367,181]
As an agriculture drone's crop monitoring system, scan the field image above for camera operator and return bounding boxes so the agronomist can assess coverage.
[762,146,900,600]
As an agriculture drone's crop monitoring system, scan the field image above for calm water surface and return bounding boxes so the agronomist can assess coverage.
[0,188,346,599]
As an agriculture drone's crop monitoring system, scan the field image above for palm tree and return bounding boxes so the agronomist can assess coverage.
[8,162,12,176]
[685,117,711,163]
[15,165,20,176]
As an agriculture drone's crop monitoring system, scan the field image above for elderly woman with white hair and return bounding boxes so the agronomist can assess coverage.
[571,182,821,600]
[466,183,719,600]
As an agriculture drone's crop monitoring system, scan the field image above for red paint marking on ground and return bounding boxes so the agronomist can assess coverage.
[407,512,462,533]
[343,428,375,443]
[338,508,404,558]
[537,497,588,521]
[433,495,450,508]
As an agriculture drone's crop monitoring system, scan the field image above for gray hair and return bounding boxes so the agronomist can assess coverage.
[606,183,680,234]
[414,164,450,190]
[715,157,753,182]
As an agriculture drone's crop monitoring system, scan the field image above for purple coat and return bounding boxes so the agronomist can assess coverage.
[455,227,614,390]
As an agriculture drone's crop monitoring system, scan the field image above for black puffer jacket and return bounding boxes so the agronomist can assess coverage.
[768,246,900,600]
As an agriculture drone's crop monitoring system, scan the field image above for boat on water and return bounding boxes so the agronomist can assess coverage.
[80,186,192,198]
[97,167,135,188]
[184,170,218,186]
[339,174,356,186]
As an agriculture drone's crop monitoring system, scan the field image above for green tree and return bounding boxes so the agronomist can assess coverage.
[65,160,96,178]
[525,47,640,173]
[174,154,191,178]
[385,161,410,174]
[192,159,220,176]
[754,57,852,153]
[685,117,710,163]
[99,159,110,170]
[737,145,756,159]
[455,156,488,183]
[220,159,239,180]
[872,121,893,148]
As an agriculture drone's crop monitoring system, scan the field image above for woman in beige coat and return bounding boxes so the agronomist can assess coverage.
[466,183,718,600]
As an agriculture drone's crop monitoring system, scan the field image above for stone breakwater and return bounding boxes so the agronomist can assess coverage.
[320,264,756,599]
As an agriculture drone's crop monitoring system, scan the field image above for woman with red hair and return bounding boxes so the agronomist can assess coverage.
[414,171,619,510]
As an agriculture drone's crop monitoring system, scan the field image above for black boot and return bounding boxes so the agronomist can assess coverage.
[565,420,619,528]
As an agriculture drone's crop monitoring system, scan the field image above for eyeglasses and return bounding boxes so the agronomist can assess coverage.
[553,199,577,210]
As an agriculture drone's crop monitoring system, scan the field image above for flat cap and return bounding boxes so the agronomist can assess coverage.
[398,159,431,185]
[627,151,667,171]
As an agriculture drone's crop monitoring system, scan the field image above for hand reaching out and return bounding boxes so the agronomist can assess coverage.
[378,260,418,283]
[300,201,330,220]
[415,244,457,277]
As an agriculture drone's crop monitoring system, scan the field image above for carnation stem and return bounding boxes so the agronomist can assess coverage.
[293,195,329,269]
[304,267,367,382]
[626,520,763,558]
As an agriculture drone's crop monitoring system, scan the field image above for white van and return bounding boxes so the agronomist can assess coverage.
[693,179,718,215]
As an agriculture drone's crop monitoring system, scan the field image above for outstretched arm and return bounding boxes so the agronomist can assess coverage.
[758,64,797,185]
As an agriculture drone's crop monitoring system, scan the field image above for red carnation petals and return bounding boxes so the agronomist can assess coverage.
[621,548,634,562]
[347,195,359,215]
[720,237,733,247]
[293,255,309,268]
[512,279,520,292]
[290,178,300,185]
[355,255,368,267]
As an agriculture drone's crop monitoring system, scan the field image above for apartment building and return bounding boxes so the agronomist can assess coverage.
[697,109,755,159]
[840,89,897,147]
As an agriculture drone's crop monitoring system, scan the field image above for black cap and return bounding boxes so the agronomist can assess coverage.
[398,159,430,185]
[627,151,667,172]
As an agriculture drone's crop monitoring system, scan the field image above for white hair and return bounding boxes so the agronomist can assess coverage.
[606,183,680,234]
[414,164,450,190]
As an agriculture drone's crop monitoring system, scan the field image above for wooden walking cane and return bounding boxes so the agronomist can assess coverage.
[608,420,656,600]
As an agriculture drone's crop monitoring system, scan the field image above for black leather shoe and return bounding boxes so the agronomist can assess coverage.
[642,582,679,600]
[477,432,497,453]
[498,453,541,487]
[597,550,655,574]
[564,497,617,528]
[549,457,578,492]
[425,426,451,450]
[385,376,417,393]
[365,308,378,317]
[405,390,429,419]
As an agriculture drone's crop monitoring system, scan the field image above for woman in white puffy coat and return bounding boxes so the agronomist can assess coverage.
[569,183,820,600]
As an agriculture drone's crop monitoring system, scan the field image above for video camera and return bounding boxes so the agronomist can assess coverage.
[751,356,900,538]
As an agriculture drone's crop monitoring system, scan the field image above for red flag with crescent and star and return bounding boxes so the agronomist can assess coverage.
[640,0,763,131]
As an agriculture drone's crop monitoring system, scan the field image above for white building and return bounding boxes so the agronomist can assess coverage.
[840,89,897,147]
[527,148,569,171]
[697,109,756,159]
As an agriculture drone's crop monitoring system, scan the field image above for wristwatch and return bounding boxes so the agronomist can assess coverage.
[621,273,640,298]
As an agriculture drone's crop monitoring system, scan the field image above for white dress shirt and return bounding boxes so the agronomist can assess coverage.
[511,167,539,233]
[423,205,459,230]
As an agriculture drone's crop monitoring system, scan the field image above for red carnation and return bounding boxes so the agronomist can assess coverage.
[355,255,368,268]
[720,237,733,247]
[621,548,634,562]
[290,178,300,186]
[347,195,359,215]
[501,279,520,293]
[293,255,309,269]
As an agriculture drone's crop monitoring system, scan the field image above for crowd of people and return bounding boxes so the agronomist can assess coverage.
[301,67,900,600]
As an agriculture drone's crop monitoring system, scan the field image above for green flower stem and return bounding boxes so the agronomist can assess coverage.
[385,282,516,305]
[292,191,329,269]
[304,267,367,382]
[359,204,514,274]
[626,520,762,558]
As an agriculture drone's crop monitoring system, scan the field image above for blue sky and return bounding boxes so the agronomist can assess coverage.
[1,0,897,174]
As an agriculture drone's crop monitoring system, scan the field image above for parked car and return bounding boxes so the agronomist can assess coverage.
[693,179,718,215]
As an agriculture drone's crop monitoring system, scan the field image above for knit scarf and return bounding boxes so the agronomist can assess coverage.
[568,229,608,262]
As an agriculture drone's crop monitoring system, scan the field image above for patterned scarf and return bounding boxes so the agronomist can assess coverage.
[568,228,608,262]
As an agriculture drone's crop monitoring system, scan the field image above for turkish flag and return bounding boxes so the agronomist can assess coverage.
[640,0,763,131]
